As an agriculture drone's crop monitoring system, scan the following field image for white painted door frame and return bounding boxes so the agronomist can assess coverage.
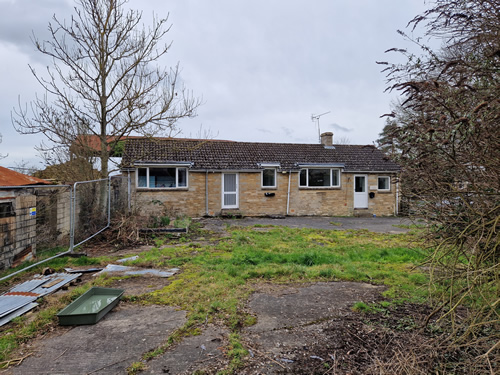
[222,173,239,209]
[354,175,368,209]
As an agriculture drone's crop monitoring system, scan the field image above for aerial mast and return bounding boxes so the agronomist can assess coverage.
[311,111,331,143]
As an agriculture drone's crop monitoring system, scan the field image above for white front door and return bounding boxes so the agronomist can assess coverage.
[354,175,368,208]
[222,173,239,209]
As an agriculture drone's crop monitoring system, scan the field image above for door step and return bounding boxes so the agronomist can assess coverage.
[353,209,373,218]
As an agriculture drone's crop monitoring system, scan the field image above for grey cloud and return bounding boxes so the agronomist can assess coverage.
[329,123,353,133]
[0,0,73,59]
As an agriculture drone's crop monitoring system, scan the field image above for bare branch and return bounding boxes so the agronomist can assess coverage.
[13,0,201,177]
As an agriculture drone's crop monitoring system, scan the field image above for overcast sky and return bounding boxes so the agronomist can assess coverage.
[0,0,430,169]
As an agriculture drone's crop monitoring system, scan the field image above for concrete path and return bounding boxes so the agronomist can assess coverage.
[9,305,186,375]
[200,216,412,234]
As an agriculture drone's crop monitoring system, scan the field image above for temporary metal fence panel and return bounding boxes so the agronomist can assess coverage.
[72,178,110,249]
[0,185,72,269]
[0,174,130,279]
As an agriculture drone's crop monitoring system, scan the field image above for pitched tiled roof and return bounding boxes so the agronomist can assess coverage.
[0,166,51,187]
[122,138,400,172]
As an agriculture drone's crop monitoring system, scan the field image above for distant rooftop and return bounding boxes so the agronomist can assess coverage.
[0,166,51,187]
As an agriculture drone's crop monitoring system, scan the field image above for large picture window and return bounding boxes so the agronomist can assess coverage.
[262,168,277,188]
[137,167,188,188]
[299,169,340,188]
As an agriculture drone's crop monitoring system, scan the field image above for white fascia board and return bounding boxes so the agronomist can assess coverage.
[297,163,345,168]
[134,161,194,168]
[344,170,399,173]
[257,162,281,168]
[190,169,260,173]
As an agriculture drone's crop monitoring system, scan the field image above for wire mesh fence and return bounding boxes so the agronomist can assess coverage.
[73,179,109,248]
[0,176,130,272]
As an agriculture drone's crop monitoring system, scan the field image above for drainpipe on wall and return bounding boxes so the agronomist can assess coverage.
[395,180,399,216]
[205,170,209,216]
[286,170,291,215]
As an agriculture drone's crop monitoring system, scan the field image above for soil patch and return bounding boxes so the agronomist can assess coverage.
[107,274,173,297]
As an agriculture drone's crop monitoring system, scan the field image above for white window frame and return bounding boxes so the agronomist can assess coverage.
[222,173,239,209]
[299,168,341,188]
[261,168,277,189]
[377,176,391,191]
[136,166,189,189]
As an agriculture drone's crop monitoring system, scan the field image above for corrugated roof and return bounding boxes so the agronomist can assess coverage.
[122,138,400,172]
[0,166,51,187]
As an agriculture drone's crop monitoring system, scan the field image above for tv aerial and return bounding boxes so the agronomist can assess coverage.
[311,111,331,143]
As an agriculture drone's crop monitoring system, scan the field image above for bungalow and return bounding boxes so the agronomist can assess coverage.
[121,133,401,218]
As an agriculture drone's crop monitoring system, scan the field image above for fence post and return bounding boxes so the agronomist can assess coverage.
[127,170,131,213]
[108,176,111,227]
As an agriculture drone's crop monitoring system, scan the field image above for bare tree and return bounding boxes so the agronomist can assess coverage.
[379,0,499,367]
[0,133,7,160]
[336,136,351,145]
[13,0,200,177]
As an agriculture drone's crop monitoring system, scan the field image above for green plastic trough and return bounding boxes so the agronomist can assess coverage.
[57,287,124,325]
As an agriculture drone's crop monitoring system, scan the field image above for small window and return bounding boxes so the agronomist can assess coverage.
[378,176,391,191]
[262,169,276,188]
[0,202,14,218]
[137,167,188,189]
[299,169,340,188]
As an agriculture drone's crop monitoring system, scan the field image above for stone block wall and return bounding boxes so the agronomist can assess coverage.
[367,174,398,216]
[0,190,37,270]
[131,170,399,219]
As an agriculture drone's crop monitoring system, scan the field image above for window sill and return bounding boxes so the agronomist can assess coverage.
[261,187,277,190]
[298,186,341,190]
[137,187,189,191]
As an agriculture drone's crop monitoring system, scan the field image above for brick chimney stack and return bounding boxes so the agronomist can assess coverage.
[320,132,333,147]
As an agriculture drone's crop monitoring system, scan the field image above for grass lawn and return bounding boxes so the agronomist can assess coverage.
[0,225,429,371]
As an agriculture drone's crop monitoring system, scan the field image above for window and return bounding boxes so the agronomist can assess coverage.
[262,169,276,188]
[137,167,188,188]
[299,169,340,188]
[378,176,391,191]
[0,202,14,218]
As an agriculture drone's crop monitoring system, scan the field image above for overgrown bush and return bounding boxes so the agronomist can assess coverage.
[378,0,499,363]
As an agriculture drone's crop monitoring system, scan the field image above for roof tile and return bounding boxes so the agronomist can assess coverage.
[122,138,400,172]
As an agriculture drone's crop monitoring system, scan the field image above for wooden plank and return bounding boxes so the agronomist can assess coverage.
[41,278,64,288]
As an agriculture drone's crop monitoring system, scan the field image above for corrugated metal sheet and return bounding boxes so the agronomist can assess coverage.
[30,273,82,296]
[0,294,37,317]
[10,279,48,293]
[98,264,179,278]
[0,272,82,326]
[0,302,38,326]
